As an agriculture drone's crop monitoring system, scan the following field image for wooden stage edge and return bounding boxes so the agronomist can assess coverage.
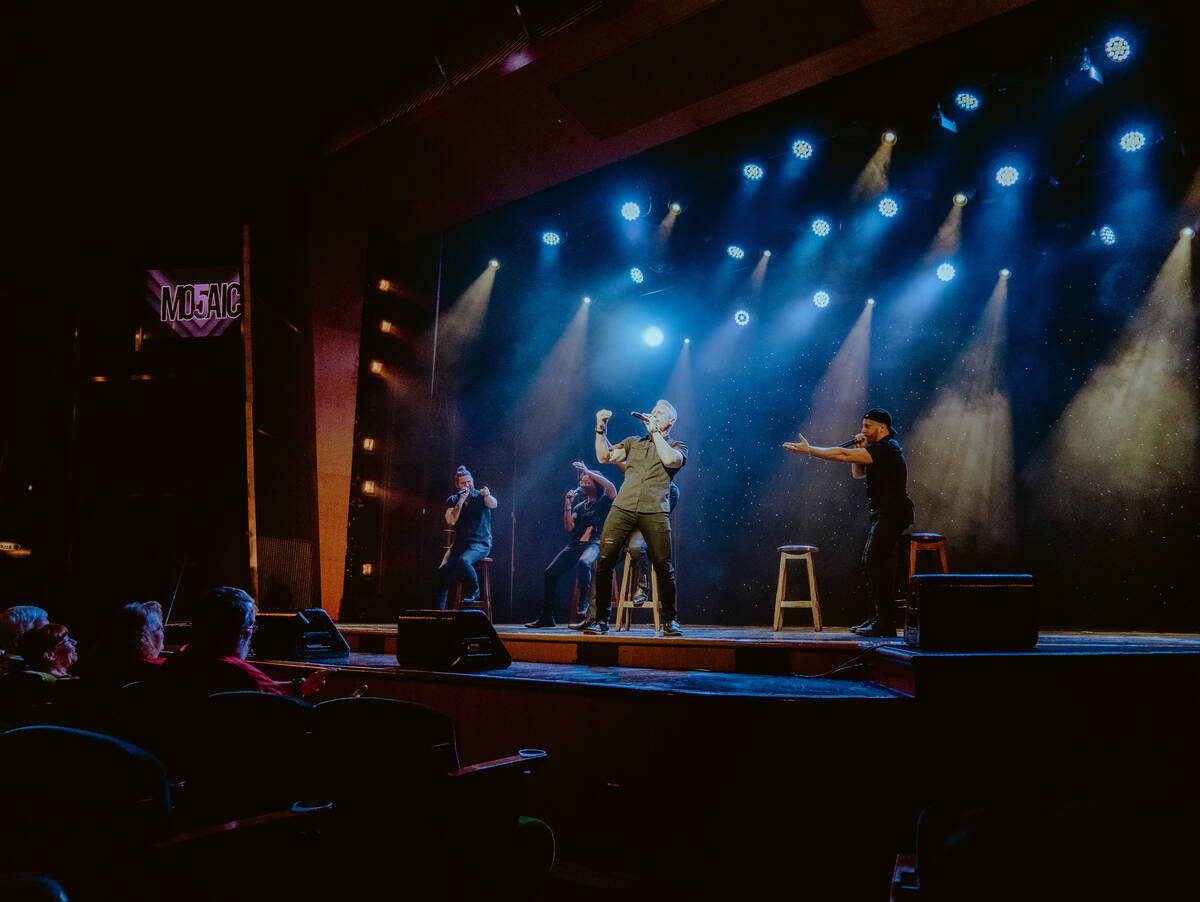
[330,623,1200,699]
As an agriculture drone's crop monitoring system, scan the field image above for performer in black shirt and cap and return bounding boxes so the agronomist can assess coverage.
[784,408,915,638]
[435,465,498,609]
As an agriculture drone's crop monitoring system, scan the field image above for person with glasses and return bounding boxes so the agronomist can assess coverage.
[16,623,79,681]
[162,586,329,697]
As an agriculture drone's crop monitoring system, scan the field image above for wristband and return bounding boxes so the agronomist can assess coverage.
[595,427,606,434]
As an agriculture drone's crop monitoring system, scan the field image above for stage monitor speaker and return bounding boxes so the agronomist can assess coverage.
[253,609,351,662]
[904,574,1037,651]
[396,610,512,672]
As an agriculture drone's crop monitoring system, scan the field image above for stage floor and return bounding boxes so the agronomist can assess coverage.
[325,623,1200,700]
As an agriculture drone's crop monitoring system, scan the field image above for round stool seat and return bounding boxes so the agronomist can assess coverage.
[778,544,819,553]
[910,533,944,542]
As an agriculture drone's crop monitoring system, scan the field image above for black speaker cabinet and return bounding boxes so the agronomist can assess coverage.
[396,610,512,672]
[904,574,1037,651]
[252,609,351,661]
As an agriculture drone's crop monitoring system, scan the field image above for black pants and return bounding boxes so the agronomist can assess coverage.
[539,542,599,622]
[594,506,677,623]
[435,542,490,609]
[862,513,911,626]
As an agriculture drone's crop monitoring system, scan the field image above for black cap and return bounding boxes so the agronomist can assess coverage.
[863,408,892,427]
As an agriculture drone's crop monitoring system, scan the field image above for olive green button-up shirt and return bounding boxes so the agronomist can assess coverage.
[612,434,688,513]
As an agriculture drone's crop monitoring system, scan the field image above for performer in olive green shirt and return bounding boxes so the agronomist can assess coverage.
[570,401,687,636]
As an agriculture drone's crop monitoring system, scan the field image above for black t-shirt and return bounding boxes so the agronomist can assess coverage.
[864,435,913,520]
[569,492,613,545]
[445,490,493,548]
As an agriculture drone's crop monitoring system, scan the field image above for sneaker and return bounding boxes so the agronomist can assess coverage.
[461,593,480,605]
[632,592,648,607]
[524,618,556,629]
[661,621,683,637]
[583,620,609,635]
[850,618,875,633]
[568,617,606,632]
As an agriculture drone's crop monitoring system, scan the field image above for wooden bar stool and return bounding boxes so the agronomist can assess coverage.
[615,549,661,633]
[454,558,493,621]
[907,533,949,585]
[772,545,822,632]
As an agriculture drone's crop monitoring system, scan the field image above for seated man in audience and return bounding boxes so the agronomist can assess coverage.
[161,586,328,698]
[86,601,167,687]
[17,623,80,682]
[0,605,49,674]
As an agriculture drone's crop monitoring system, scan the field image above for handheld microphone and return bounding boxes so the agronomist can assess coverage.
[631,411,651,422]
[838,437,862,448]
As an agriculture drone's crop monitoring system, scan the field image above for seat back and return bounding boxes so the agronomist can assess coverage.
[0,725,174,884]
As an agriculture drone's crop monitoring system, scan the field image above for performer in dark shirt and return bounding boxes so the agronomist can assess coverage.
[784,408,915,638]
[572,400,687,636]
[525,462,616,628]
[435,465,498,609]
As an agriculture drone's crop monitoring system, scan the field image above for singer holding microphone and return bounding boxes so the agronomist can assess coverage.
[783,408,914,638]
[434,465,498,609]
[525,462,616,628]
[571,401,687,636]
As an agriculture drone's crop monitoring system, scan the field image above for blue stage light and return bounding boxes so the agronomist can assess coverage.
[1105,35,1131,62]
[620,201,641,221]
[733,309,750,326]
[878,197,899,218]
[643,326,664,347]
[727,245,745,260]
[811,218,831,237]
[630,267,644,283]
[1119,130,1146,153]
[936,263,956,282]
[995,166,1019,187]
[792,139,814,159]
[866,298,876,306]
[955,92,980,111]
[743,163,764,181]
[541,231,561,246]
[488,258,501,269]
[812,290,830,308]
[1098,225,1117,246]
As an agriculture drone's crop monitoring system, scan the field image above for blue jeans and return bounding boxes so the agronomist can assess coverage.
[435,542,490,609]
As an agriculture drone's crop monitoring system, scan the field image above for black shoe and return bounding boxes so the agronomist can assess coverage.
[461,593,480,605]
[860,623,896,639]
[568,617,607,633]
[661,621,683,637]
[633,592,648,607]
[524,618,556,629]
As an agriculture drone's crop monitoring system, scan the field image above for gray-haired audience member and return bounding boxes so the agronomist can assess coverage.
[0,605,50,674]
[87,601,167,686]
[161,586,328,697]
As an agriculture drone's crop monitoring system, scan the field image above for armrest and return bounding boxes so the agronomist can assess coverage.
[151,801,333,850]
[448,749,546,779]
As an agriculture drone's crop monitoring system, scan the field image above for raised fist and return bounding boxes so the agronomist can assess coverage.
[596,408,613,427]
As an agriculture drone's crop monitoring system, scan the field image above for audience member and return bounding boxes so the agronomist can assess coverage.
[0,605,50,674]
[17,624,80,681]
[161,587,328,698]
[86,601,167,687]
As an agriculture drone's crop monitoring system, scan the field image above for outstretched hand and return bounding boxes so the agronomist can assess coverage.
[572,460,587,472]
[782,432,811,455]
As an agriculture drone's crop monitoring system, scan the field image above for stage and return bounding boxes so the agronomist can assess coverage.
[250,623,1200,898]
